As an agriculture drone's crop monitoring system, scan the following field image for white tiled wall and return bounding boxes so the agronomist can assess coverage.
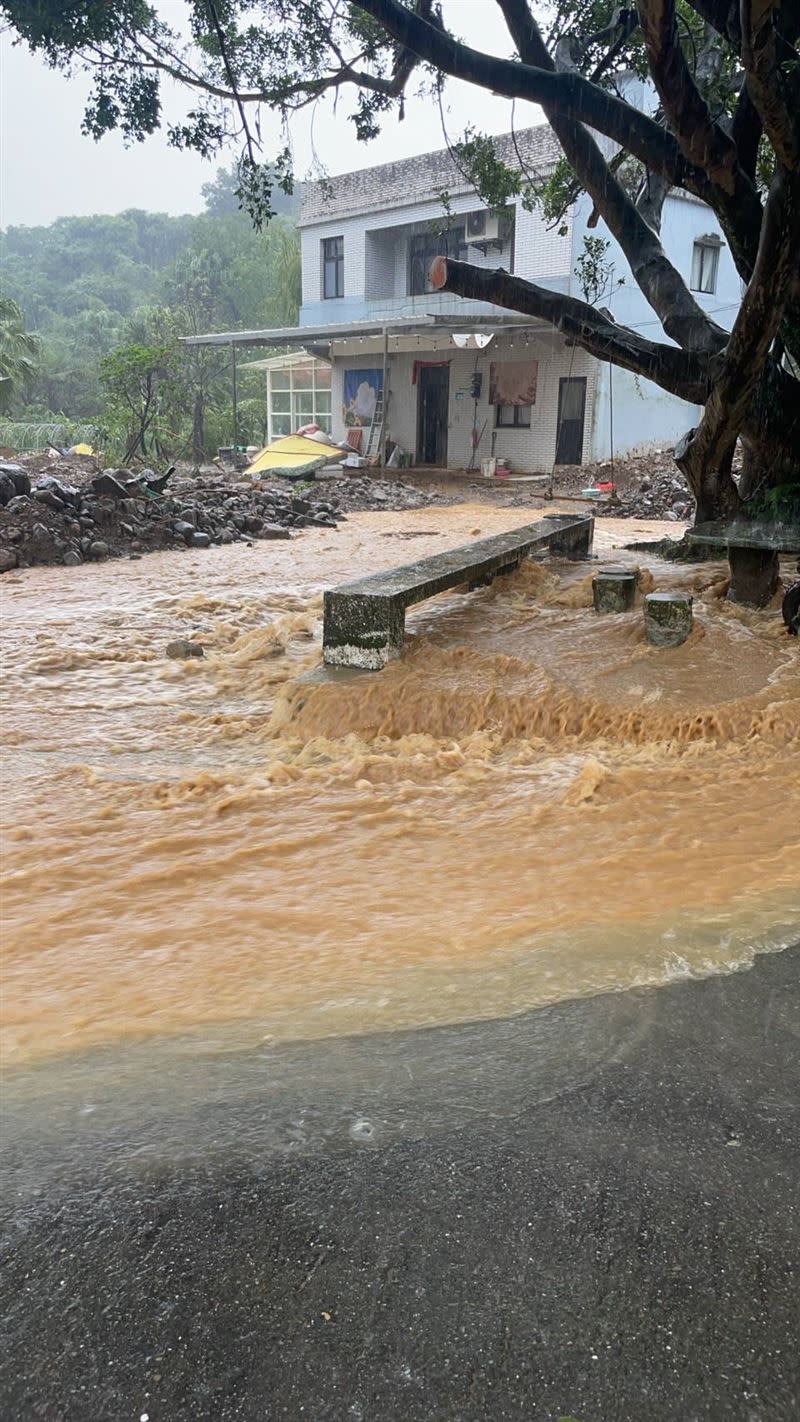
[302,190,572,311]
[329,331,596,472]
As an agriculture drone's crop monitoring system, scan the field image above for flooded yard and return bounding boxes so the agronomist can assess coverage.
[1,505,798,1065]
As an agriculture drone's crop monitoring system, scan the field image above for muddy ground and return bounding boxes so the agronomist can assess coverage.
[0,448,696,574]
[0,453,451,573]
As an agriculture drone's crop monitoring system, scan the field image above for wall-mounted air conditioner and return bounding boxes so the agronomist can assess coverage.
[466,211,508,246]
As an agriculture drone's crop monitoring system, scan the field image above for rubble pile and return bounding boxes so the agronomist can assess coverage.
[320,475,446,513]
[0,456,446,573]
[552,450,696,521]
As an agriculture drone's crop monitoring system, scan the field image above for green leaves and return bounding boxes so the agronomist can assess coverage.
[575,234,615,304]
[0,295,41,415]
[2,199,301,441]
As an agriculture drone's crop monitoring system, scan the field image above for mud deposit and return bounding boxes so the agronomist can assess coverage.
[1,505,798,1065]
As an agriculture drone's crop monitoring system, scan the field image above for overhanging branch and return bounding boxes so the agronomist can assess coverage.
[495,0,726,353]
[428,255,712,402]
[352,0,708,194]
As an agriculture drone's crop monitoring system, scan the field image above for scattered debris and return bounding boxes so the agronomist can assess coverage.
[0,447,704,577]
[0,453,449,573]
[166,640,205,659]
[551,451,696,520]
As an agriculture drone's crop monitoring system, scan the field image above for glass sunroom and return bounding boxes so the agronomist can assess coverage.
[240,352,332,442]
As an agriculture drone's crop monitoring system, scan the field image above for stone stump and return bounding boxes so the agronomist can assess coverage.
[644,592,693,647]
[593,569,637,613]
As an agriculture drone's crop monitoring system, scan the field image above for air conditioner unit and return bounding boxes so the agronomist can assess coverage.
[467,211,507,246]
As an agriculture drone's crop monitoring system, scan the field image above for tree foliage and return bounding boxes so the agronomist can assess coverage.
[0,295,40,414]
[99,339,178,462]
[1,192,301,453]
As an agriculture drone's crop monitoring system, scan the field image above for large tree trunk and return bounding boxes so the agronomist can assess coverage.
[679,429,795,603]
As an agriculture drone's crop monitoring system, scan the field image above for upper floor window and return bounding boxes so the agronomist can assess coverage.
[691,237,721,294]
[322,236,344,299]
[408,227,468,296]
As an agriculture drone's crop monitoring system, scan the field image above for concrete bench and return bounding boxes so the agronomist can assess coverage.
[687,519,800,613]
[687,519,800,556]
[323,513,594,669]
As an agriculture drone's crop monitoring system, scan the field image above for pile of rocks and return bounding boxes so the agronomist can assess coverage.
[324,475,446,513]
[597,465,695,521]
[551,450,696,521]
[0,457,448,573]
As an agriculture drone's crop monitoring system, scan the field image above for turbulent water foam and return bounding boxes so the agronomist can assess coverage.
[1,506,798,1064]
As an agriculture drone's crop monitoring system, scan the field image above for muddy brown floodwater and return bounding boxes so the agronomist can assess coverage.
[1,504,798,1066]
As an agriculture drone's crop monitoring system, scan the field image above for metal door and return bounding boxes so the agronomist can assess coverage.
[555,376,587,465]
[416,365,450,466]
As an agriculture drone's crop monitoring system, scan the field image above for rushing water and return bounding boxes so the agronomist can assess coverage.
[1,504,798,1067]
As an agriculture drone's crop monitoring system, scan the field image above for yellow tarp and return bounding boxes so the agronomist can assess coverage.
[245,434,342,476]
[68,442,95,456]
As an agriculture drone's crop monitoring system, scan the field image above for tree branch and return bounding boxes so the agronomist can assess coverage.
[494,0,726,353]
[730,84,763,180]
[351,0,709,194]
[637,0,741,191]
[740,0,800,170]
[429,254,712,402]
[676,166,800,492]
[636,0,768,282]
[124,30,409,108]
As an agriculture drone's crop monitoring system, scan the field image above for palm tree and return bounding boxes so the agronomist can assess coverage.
[0,295,40,414]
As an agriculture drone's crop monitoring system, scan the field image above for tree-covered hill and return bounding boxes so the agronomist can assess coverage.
[0,167,301,430]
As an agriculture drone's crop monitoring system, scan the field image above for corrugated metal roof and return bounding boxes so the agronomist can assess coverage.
[180,313,536,349]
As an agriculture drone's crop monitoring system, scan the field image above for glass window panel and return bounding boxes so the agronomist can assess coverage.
[322,236,344,298]
[273,414,292,435]
[314,365,332,389]
[691,241,720,294]
[293,366,313,389]
[271,393,291,412]
[295,392,315,415]
[314,392,331,413]
[496,403,531,428]
[270,373,291,391]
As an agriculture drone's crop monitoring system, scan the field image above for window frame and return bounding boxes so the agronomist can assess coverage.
[322,235,344,300]
[690,239,721,295]
[495,403,532,429]
[266,358,333,441]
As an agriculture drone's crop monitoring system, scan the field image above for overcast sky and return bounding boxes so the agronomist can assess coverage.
[0,2,543,229]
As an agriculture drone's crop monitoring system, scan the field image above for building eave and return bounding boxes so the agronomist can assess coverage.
[181,313,548,350]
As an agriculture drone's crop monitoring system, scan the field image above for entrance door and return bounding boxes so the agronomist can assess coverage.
[416,364,449,466]
[554,376,587,465]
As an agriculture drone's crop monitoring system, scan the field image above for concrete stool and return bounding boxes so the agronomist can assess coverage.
[644,592,693,646]
[593,568,637,613]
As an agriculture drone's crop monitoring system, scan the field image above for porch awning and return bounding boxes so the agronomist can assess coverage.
[180,313,543,350]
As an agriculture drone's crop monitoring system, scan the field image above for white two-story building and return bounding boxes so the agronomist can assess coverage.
[201,122,742,474]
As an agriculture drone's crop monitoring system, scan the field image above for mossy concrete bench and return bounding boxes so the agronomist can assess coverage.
[687,519,800,611]
[323,513,594,669]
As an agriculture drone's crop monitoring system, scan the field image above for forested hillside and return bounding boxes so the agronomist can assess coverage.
[0,166,301,456]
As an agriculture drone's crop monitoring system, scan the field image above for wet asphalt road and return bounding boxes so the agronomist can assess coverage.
[2,946,798,1422]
